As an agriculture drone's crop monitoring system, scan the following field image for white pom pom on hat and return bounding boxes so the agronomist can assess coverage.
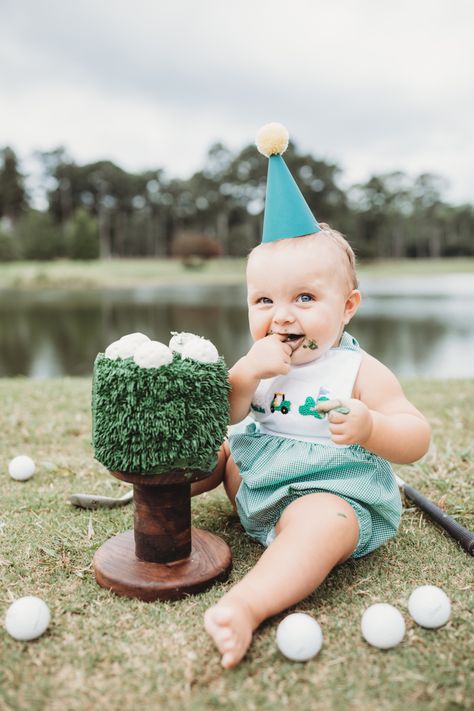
[256,122,289,157]
[256,121,320,242]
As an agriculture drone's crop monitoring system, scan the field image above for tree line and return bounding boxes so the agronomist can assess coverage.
[0,143,473,262]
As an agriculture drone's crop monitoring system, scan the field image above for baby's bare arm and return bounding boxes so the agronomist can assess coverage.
[228,357,261,424]
[228,335,292,424]
[354,352,431,463]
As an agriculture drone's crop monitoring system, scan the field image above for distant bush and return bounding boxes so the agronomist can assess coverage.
[65,208,99,260]
[14,209,64,260]
[0,229,20,261]
[170,230,221,265]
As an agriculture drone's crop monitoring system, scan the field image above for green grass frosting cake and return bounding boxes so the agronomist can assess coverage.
[92,332,230,474]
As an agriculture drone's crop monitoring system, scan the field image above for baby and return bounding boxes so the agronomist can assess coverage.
[193,223,431,669]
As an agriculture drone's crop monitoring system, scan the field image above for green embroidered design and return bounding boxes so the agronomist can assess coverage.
[299,386,331,419]
[251,403,265,414]
[299,396,324,419]
[270,392,291,415]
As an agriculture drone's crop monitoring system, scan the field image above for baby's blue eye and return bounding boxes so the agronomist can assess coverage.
[297,294,314,303]
[257,297,273,304]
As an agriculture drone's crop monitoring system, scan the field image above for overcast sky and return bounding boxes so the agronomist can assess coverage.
[1,0,473,205]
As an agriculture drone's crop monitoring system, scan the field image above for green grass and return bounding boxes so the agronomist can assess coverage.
[1,378,473,711]
[0,257,473,290]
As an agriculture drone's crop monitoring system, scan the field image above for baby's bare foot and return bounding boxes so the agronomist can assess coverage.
[204,596,256,669]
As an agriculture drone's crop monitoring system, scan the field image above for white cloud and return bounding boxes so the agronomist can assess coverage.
[1,0,473,204]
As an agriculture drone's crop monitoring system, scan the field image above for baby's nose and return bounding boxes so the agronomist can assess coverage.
[273,305,296,325]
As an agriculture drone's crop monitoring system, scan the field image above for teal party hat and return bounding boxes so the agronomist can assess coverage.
[256,123,320,243]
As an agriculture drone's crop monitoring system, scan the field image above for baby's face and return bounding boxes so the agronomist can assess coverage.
[246,239,358,365]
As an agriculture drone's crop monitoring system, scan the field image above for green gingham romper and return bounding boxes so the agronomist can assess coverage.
[229,332,402,558]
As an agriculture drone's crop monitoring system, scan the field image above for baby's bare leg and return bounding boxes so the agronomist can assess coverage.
[190,443,228,496]
[191,441,243,507]
[222,445,241,511]
[204,492,359,668]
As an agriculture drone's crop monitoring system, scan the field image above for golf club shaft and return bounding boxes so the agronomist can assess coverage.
[69,489,133,509]
[401,482,474,556]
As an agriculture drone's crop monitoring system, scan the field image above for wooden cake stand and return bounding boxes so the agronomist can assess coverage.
[93,469,232,601]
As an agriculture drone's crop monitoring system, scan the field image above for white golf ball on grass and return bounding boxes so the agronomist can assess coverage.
[408,585,451,628]
[276,612,323,661]
[4,596,51,641]
[361,603,406,649]
[8,455,36,481]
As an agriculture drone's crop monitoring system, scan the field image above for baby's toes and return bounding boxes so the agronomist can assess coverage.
[204,607,234,653]
[215,628,235,652]
[221,650,238,669]
[220,633,237,652]
[203,606,220,635]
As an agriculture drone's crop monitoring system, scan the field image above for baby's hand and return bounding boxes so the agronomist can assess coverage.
[244,334,292,380]
[316,398,373,446]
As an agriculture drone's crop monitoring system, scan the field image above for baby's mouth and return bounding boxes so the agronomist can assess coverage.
[286,334,305,352]
[284,333,304,343]
[269,331,305,352]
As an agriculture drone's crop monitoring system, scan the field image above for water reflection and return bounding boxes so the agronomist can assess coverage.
[1,279,473,378]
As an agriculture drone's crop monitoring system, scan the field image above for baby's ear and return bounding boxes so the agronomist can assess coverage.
[343,289,361,324]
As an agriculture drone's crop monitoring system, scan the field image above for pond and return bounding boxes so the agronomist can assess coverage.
[1,275,473,378]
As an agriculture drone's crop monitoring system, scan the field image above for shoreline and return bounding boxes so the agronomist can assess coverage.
[1,257,473,291]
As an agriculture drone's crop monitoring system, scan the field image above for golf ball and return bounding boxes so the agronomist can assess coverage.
[276,612,323,661]
[5,596,50,641]
[361,603,405,649]
[8,455,36,481]
[408,585,451,628]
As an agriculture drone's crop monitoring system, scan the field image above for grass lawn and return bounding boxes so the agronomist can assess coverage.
[1,378,473,711]
[0,256,473,290]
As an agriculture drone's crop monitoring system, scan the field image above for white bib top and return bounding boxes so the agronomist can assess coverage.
[250,345,362,444]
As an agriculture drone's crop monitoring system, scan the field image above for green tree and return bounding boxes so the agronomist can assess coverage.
[0,147,27,222]
[0,229,20,261]
[65,207,99,259]
[15,209,63,260]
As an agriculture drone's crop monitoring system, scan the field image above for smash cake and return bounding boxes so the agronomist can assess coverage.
[92,331,230,474]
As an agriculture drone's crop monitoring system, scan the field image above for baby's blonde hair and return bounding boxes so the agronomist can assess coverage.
[248,223,358,292]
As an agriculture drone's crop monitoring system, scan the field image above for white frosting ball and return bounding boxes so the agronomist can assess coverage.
[104,340,122,360]
[8,455,36,481]
[105,332,150,359]
[180,338,219,363]
[276,613,323,661]
[5,596,51,641]
[408,585,451,628]
[361,603,405,649]
[169,332,201,353]
[133,340,173,369]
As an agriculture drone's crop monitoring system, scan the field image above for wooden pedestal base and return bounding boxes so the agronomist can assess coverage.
[92,468,232,601]
[93,528,232,601]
